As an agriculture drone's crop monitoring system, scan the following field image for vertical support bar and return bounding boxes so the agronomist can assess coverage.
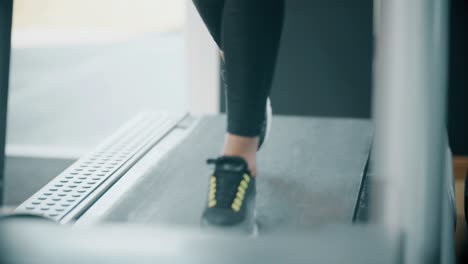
[372,0,449,263]
[0,0,13,205]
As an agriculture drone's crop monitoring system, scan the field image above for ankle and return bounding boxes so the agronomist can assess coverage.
[222,134,258,176]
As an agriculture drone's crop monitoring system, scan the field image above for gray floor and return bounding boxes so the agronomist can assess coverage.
[3,156,75,206]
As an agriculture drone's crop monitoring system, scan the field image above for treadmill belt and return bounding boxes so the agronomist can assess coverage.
[84,115,372,234]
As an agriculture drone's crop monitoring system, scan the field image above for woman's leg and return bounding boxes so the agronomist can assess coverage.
[221,0,284,175]
[197,0,285,230]
[192,0,284,176]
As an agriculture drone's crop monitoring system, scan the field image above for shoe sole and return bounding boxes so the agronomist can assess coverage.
[258,98,272,151]
[201,197,257,235]
[200,212,258,236]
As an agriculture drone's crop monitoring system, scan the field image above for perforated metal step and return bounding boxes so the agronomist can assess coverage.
[15,111,187,223]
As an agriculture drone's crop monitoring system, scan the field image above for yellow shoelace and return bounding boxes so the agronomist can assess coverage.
[208,173,251,213]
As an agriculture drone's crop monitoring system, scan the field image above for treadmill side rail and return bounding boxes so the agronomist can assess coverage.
[15,111,187,224]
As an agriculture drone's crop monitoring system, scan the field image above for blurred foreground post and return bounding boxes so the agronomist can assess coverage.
[372,0,449,263]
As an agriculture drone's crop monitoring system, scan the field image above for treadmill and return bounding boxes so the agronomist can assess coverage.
[0,0,456,263]
[4,110,379,263]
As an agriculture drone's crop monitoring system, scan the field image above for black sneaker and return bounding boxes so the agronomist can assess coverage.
[221,60,271,150]
[201,156,256,233]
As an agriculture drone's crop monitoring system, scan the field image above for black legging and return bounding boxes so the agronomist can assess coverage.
[192,0,284,137]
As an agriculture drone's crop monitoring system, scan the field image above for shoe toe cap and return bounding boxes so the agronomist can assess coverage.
[202,208,242,226]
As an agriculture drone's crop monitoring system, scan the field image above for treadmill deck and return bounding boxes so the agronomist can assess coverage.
[79,115,372,234]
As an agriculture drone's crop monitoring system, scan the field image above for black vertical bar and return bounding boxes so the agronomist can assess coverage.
[448,0,468,156]
[0,0,13,205]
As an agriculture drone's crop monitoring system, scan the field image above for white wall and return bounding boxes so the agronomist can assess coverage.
[185,0,219,114]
